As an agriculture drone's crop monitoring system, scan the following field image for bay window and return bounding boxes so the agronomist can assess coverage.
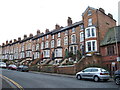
[85,26,96,38]
[55,48,62,57]
[86,40,97,52]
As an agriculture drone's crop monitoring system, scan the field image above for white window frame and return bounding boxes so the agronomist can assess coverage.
[71,34,76,44]
[69,45,78,54]
[46,35,49,39]
[65,30,68,35]
[41,42,44,49]
[42,37,44,41]
[64,36,68,45]
[58,32,60,37]
[72,28,75,33]
[57,39,61,46]
[80,32,84,42]
[88,18,92,26]
[85,26,96,38]
[43,50,50,57]
[45,41,49,48]
[80,25,84,30]
[55,48,62,57]
[86,40,97,52]
[52,35,54,39]
[88,10,92,16]
[36,44,39,50]
[51,40,54,48]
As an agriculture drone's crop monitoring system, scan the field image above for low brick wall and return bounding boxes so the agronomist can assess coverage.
[40,65,57,73]
[57,65,76,75]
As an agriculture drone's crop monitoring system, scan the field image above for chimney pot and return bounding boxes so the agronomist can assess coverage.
[2,43,5,46]
[9,40,12,43]
[29,33,33,37]
[55,24,60,30]
[6,40,8,44]
[14,39,17,42]
[99,8,105,13]
[24,34,27,39]
[45,29,49,33]
[18,37,21,41]
[108,13,113,19]
[37,30,40,35]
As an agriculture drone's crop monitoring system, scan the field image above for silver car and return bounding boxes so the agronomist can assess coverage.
[76,67,110,82]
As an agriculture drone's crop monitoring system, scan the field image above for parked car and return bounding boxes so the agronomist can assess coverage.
[0,62,7,68]
[114,69,120,85]
[76,67,110,82]
[17,65,29,72]
[8,64,17,70]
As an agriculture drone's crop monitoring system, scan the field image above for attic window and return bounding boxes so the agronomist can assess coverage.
[88,10,92,16]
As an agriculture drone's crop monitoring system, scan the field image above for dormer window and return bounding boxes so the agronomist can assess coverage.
[88,10,92,16]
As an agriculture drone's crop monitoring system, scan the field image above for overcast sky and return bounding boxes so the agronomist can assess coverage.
[0,0,119,45]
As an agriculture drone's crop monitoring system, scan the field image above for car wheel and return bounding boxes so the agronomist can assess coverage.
[115,77,120,85]
[94,76,99,82]
[77,74,82,80]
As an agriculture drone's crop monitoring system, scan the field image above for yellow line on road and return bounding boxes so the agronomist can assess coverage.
[0,74,24,90]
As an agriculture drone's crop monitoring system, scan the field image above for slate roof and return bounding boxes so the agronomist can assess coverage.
[32,21,83,40]
[100,26,120,46]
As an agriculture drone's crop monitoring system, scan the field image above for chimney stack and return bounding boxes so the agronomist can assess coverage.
[9,40,12,44]
[29,33,33,37]
[41,32,44,35]
[6,40,8,45]
[99,8,105,13]
[45,29,49,33]
[67,17,72,26]
[24,34,27,39]
[18,37,21,41]
[2,43,5,46]
[14,39,17,42]
[108,13,113,19]
[37,30,40,35]
[55,24,60,30]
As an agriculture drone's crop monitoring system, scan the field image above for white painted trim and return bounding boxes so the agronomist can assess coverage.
[86,40,97,52]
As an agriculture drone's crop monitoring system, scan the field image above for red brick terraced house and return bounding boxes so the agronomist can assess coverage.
[19,34,33,65]
[1,6,117,69]
[100,26,120,74]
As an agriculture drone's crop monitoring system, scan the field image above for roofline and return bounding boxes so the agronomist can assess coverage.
[32,21,83,40]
